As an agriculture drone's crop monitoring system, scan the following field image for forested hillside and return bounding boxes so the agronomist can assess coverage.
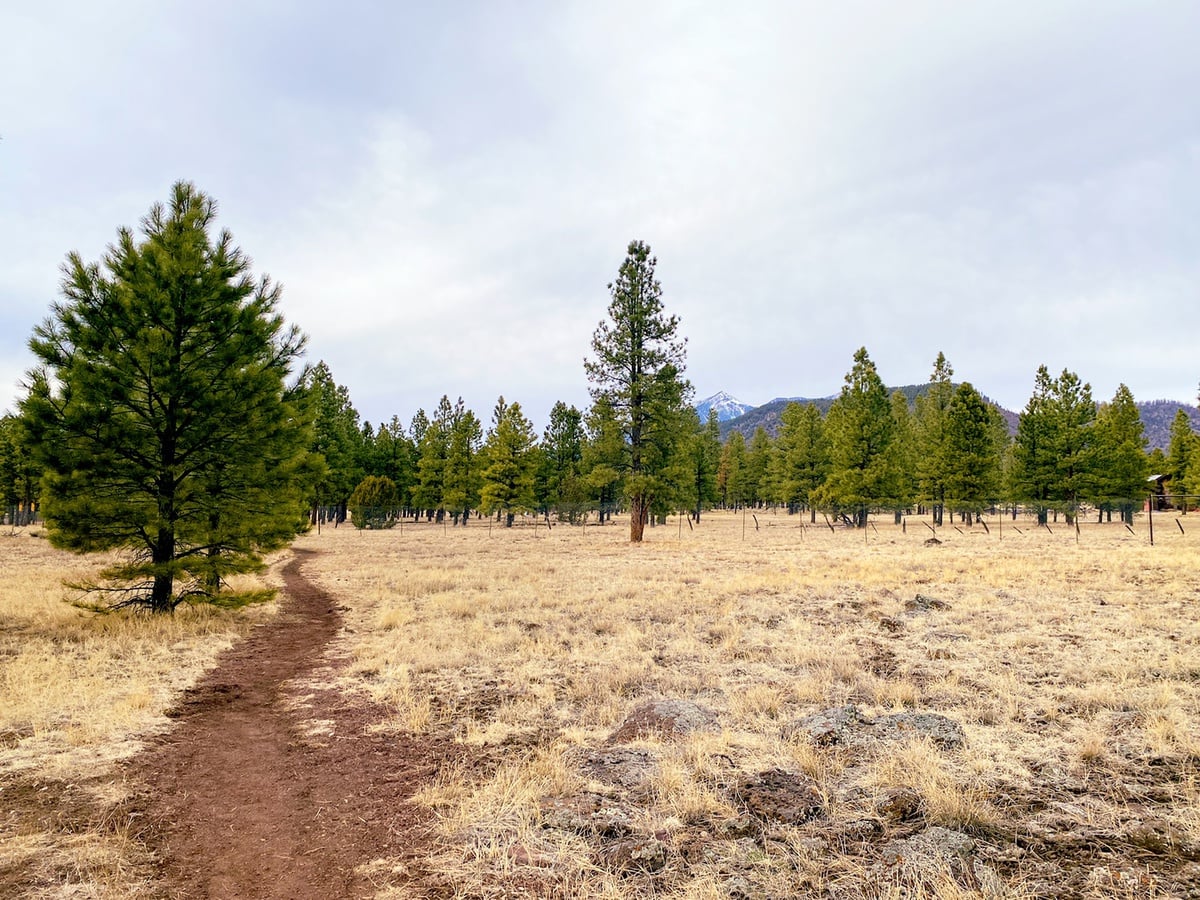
[719,389,1194,451]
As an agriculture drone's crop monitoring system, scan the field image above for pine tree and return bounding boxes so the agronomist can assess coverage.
[1010,366,1057,525]
[743,427,773,508]
[20,182,313,611]
[1011,366,1096,524]
[1166,408,1197,510]
[815,348,895,527]
[942,383,1003,521]
[1048,369,1096,525]
[0,415,40,526]
[304,361,364,524]
[443,405,483,525]
[681,409,722,522]
[774,402,829,522]
[1088,384,1147,523]
[718,431,747,509]
[581,396,625,523]
[414,396,455,521]
[888,390,917,522]
[914,353,955,525]
[369,415,416,511]
[585,240,691,542]
[540,401,586,521]
[479,396,537,526]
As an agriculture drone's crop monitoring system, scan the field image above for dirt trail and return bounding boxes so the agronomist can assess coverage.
[131,548,459,899]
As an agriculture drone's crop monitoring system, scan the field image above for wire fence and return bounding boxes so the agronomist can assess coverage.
[326,496,1200,554]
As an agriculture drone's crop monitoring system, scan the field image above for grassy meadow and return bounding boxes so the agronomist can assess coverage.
[3,509,1200,897]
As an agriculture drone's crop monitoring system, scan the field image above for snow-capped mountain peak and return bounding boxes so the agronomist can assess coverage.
[696,391,754,423]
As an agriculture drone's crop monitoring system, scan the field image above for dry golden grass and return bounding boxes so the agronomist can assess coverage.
[5,507,1200,897]
[0,529,277,897]
[299,509,1200,898]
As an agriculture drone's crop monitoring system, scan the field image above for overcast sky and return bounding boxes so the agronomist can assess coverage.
[2,2,1197,430]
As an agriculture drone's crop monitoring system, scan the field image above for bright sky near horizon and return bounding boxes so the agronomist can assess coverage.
[2,2,1197,430]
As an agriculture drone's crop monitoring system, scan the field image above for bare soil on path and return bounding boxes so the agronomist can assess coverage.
[130,548,461,899]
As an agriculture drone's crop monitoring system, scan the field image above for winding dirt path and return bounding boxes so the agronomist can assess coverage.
[130,549,460,899]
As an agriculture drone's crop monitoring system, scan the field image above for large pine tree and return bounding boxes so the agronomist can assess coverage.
[304,361,364,524]
[816,347,896,527]
[914,352,955,525]
[585,241,691,542]
[443,404,483,525]
[479,396,538,526]
[539,401,586,521]
[1088,384,1147,523]
[21,182,313,611]
[942,382,1003,520]
[774,402,829,522]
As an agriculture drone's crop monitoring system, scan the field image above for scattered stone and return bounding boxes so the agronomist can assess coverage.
[1123,818,1189,854]
[878,615,904,633]
[539,792,635,836]
[877,826,975,879]
[837,818,884,843]
[875,786,923,822]
[723,875,756,899]
[574,745,659,790]
[597,835,669,873]
[607,699,720,744]
[924,537,942,546]
[906,593,950,612]
[930,630,969,642]
[782,704,866,746]
[782,706,966,750]
[507,843,555,867]
[714,815,757,838]
[795,835,830,855]
[732,768,824,825]
[873,712,966,749]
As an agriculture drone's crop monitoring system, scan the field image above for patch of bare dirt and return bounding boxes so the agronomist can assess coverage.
[127,549,468,899]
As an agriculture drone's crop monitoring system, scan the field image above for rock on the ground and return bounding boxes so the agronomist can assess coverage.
[876,826,975,880]
[875,786,923,822]
[607,699,720,744]
[873,712,966,749]
[539,792,635,837]
[782,704,866,746]
[906,593,950,612]
[573,746,659,790]
[732,768,824,825]
[597,836,669,873]
[782,705,965,750]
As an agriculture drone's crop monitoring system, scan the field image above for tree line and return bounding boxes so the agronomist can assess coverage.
[4,183,1196,611]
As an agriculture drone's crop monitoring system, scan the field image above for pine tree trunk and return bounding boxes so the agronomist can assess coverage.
[151,526,175,613]
[630,495,647,542]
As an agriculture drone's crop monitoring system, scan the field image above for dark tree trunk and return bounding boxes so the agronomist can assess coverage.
[151,526,175,613]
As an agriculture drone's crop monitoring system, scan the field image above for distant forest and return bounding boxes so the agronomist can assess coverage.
[6,348,1200,535]
[717,389,1199,453]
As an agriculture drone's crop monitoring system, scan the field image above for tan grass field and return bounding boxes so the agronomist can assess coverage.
[3,510,1199,897]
